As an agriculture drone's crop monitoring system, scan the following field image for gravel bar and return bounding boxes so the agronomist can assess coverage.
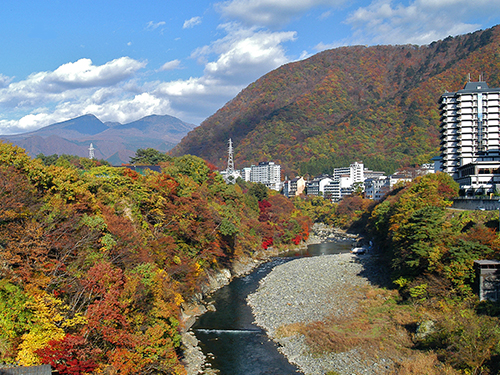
[247,252,393,375]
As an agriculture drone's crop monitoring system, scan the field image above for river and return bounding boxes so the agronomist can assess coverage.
[192,241,353,374]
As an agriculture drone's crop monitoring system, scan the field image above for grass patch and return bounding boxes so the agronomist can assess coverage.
[275,322,305,338]
[301,286,414,355]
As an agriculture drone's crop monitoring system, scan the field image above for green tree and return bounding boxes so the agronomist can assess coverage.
[393,206,448,276]
[248,183,269,202]
[130,148,171,165]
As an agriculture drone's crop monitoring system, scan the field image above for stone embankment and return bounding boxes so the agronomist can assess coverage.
[248,251,391,375]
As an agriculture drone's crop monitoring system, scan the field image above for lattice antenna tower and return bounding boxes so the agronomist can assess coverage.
[88,143,95,160]
[227,138,234,173]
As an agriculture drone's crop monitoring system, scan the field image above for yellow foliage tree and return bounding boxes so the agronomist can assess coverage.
[16,288,66,366]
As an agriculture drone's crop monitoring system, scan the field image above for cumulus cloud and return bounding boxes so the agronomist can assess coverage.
[0,21,299,134]
[0,58,152,133]
[345,0,500,45]
[155,24,296,119]
[0,57,146,109]
[197,24,296,83]
[183,16,202,29]
[216,0,347,27]
[160,60,182,71]
[0,89,173,134]
[0,74,12,88]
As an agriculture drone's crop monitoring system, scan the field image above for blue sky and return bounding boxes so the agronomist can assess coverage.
[1,0,499,134]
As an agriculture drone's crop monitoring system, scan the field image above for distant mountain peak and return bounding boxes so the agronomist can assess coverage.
[0,113,195,165]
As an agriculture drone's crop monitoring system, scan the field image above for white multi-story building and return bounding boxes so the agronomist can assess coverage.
[249,161,281,191]
[241,167,252,181]
[440,80,500,194]
[364,177,388,200]
[364,173,411,201]
[325,161,366,201]
[333,161,364,184]
[325,174,354,202]
[306,175,334,196]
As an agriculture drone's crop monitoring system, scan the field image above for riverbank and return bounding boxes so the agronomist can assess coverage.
[247,251,392,375]
[180,223,363,375]
[180,242,309,375]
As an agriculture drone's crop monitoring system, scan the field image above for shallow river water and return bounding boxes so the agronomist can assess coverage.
[192,241,352,374]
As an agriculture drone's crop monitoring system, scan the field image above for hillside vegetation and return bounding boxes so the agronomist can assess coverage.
[172,25,500,176]
[0,141,310,374]
[293,174,500,374]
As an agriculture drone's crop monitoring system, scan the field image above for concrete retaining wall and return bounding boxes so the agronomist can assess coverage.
[452,198,500,211]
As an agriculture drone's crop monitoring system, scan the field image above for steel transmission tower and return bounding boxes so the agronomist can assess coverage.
[227,138,234,173]
[88,143,95,160]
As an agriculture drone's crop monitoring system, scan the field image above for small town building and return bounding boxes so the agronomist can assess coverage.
[364,176,388,200]
[306,175,334,196]
[249,161,282,191]
[283,176,306,197]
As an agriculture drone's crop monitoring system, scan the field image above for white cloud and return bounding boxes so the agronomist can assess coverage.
[160,60,182,71]
[0,57,146,109]
[0,58,151,133]
[345,0,500,45]
[216,0,347,27]
[183,16,202,29]
[199,24,297,83]
[0,24,298,134]
[155,24,296,120]
[146,21,166,30]
[46,57,146,88]
[0,90,173,134]
[0,74,12,88]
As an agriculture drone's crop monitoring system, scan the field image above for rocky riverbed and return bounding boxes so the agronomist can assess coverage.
[247,251,392,375]
[181,223,369,375]
[180,243,309,375]
[306,223,360,245]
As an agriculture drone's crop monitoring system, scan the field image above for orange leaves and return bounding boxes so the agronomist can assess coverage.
[0,166,38,223]
[122,168,140,181]
[107,348,150,375]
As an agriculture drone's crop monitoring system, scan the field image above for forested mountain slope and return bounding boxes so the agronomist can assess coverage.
[0,141,310,373]
[172,25,500,176]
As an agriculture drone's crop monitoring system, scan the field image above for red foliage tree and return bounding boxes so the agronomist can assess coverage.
[36,335,99,375]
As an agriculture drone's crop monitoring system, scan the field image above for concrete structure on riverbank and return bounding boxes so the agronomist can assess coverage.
[474,260,500,302]
[0,365,52,375]
[452,197,500,210]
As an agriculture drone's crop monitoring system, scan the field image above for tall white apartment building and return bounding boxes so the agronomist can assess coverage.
[333,161,364,183]
[249,161,281,191]
[440,81,500,194]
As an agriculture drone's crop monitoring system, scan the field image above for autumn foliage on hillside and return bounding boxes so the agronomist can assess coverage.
[365,173,500,373]
[294,174,500,374]
[0,141,310,374]
[172,26,500,176]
